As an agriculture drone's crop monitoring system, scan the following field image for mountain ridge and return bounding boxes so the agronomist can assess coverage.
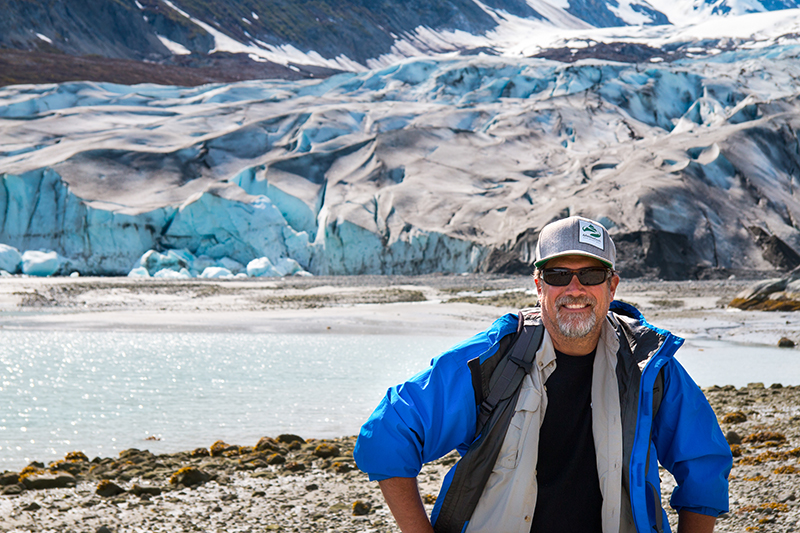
[2,0,800,86]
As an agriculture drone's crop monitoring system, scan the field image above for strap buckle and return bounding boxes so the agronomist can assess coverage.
[507,355,533,374]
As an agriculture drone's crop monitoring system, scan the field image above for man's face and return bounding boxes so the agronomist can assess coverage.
[534,255,619,354]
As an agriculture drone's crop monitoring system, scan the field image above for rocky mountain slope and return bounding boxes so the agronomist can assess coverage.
[2,0,800,85]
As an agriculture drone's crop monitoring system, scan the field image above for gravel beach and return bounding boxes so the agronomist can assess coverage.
[1,274,799,532]
[1,384,800,533]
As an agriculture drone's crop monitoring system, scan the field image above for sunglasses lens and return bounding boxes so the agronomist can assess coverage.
[577,268,608,285]
[542,268,609,286]
[542,270,572,286]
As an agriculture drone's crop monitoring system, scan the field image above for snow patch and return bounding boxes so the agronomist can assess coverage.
[160,0,364,71]
[156,35,191,55]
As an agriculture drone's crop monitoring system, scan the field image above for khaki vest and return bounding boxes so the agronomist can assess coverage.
[466,319,627,533]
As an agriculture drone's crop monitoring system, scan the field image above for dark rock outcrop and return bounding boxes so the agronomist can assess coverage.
[729,267,800,311]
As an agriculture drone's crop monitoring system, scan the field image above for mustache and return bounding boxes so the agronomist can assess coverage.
[555,294,596,309]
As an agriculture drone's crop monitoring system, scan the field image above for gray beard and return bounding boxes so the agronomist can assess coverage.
[557,310,597,338]
[555,295,597,338]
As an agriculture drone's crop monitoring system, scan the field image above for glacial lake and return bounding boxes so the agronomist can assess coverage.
[1,330,798,471]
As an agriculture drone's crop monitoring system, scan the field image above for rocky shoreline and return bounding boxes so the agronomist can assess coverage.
[1,384,799,532]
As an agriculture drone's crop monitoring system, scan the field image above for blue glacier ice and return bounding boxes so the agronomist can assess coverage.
[0,244,22,273]
[1,47,799,278]
[21,250,62,277]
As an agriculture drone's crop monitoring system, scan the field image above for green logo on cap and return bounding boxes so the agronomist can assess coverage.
[583,224,601,239]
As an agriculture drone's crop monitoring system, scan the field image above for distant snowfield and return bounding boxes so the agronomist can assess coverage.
[158,0,800,71]
[498,8,800,56]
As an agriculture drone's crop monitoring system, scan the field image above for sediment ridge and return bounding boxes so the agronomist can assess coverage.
[2,384,800,532]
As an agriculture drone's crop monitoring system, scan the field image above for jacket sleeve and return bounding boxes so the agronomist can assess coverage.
[354,315,517,482]
[652,358,732,516]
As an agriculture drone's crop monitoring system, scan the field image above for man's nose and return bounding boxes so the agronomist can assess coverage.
[563,273,586,292]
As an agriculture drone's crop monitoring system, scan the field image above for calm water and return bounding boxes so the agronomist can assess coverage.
[1,330,798,471]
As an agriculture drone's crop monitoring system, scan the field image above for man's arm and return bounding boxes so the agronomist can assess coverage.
[651,361,732,519]
[379,477,435,533]
[677,509,716,533]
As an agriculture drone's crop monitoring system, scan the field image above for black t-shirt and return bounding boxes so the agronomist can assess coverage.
[531,348,603,533]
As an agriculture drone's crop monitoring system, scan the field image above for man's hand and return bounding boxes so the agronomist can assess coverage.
[378,477,435,533]
[677,509,717,533]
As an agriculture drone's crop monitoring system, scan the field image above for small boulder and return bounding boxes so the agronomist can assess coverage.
[21,472,76,490]
[721,412,747,424]
[22,502,41,511]
[743,431,786,444]
[266,454,286,465]
[119,449,154,464]
[283,462,306,473]
[64,451,89,462]
[725,431,742,445]
[313,443,340,459]
[0,472,19,486]
[169,467,210,487]
[96,480,125,497]
[778,337,795,348]
[276,434,305,445]
[210,440,238,457]
[331,462,353,474]
[732,278,787,306]
[131,484,162,497]
[190,447,210,458]
[255,437,285,454]
[352,500,372,516]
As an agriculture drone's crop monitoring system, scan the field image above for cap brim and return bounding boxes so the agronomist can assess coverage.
[534,251,614,269]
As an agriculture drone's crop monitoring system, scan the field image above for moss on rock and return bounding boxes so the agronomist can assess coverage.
[169,466,210,487]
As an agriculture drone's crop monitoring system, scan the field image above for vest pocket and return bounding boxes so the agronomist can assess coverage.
[495,385,541,470]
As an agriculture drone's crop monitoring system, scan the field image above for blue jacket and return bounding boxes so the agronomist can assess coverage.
[354,302,732,532]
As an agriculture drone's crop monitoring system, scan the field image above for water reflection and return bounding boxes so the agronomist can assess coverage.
[676,338,800,389]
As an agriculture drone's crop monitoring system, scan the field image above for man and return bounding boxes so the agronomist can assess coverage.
[354,216,732,533]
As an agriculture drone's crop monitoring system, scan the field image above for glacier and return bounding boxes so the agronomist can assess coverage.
[1,43,799,279]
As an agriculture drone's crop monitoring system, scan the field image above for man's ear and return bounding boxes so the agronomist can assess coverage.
[534,276,543,298]
[609,273,620,299]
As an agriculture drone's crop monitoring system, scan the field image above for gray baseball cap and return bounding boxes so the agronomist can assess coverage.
[534,216,616,269]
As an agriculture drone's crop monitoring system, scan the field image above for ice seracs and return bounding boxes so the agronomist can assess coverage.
[0,40,799,279]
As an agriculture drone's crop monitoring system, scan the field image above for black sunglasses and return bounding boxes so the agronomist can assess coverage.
[540,267,614,287]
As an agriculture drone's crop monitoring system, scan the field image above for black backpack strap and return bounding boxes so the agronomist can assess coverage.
[433,313,544,533]
[645,368,665,533]
[476,313,543,436]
